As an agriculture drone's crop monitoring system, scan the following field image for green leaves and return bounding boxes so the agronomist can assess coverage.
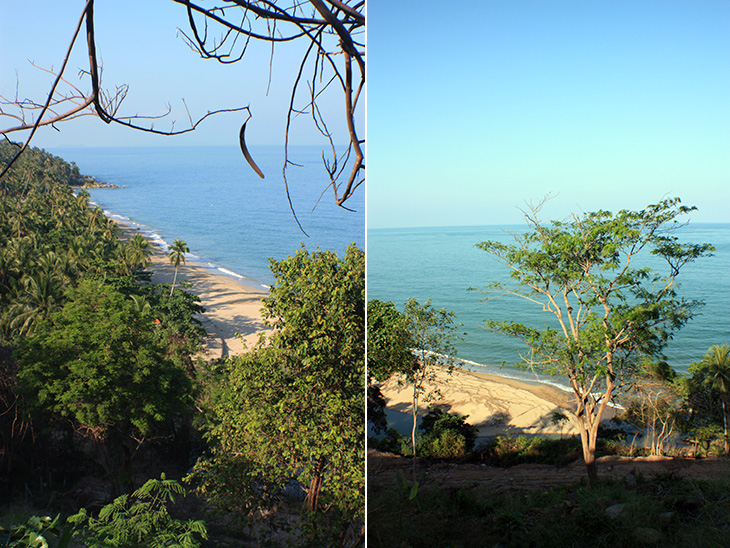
[367,299,415,383]
[0,514,74,548]
[69,475,207,548]
[191,245,364,542]
[15,279,194,439]
[476,198,712,378]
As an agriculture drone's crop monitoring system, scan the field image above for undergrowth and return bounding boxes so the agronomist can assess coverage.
[368,474,730,548]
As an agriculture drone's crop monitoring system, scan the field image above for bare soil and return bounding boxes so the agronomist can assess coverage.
[368,449,730,493]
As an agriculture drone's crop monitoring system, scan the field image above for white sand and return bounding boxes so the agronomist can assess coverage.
[117,223,270,360]
[380,365,583,437]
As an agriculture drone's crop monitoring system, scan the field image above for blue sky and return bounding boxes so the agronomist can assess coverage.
[368,1,730,226]
[0,1,349,148]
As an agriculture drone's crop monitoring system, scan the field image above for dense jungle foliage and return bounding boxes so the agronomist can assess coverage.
[0,142,364,547]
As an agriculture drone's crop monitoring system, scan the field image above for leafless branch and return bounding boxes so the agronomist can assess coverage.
[173,0,365,214]
[1,0,365,220]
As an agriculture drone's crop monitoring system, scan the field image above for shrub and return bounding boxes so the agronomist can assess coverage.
[368,428,406,454]
[481,435,581,466]
[419,407,478,452]
[69,474,207,548]
[419,429,470,459]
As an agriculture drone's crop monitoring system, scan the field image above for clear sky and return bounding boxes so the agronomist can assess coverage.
[0,1,349,148]
[368,1,730,227]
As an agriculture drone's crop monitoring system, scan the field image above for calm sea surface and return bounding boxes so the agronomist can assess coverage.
[367,224,730,384]
[49,145,364,289]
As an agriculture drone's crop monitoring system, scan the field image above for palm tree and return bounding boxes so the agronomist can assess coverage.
[129,294,152,316]
[117,234,152,276]
[168,238,190,296]
[697,344,730,453]
[4,272,64,337]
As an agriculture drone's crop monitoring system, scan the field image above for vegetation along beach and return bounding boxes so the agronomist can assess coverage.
[367,204,730,547]
[4,0,730,547]
[0,141,364,546]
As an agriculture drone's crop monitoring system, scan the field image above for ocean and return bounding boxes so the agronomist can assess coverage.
[49,145,364,289]
[367,224,730,384]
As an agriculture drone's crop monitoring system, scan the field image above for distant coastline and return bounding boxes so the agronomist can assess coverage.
[74,174,118,189]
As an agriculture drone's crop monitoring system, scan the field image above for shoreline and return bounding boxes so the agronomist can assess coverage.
[99,206,269,292]
[110,211,614,439]
[114,220,270,360]
[378,364,618,439]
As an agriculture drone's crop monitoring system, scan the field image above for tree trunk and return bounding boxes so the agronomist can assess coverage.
[170,267,179,296]
[577,423,599,486]
[723,399,729,454]
[573,391,609,486]
[122,439,134,496]
[304,459,323,513]
[585,454,598,485]
[411,388,418,480]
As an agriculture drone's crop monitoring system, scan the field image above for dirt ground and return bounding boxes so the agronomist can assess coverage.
[368,449,730,494]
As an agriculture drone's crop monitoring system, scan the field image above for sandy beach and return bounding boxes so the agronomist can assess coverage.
[116,223,270,360]
[379,364,588,438]
[119,222,594,437]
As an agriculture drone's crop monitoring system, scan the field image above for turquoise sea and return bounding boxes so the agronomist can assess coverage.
[49,145,364,289]
[367,224,730,385]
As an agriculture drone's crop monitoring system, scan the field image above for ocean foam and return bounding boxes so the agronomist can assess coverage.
[218,267,244,279]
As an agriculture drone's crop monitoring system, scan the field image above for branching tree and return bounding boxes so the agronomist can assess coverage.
[475,197,713,483]
[366,299,416,434]
[402,298,459,475]
[191,245,364,546]
[0,1,364,221]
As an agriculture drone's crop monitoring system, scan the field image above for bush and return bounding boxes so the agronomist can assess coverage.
[69,474,207,548]
[369,409,479,460]
[481,435,581,466]
[419,407,478,452]
[368,428,406,454]
[418,429,470,459]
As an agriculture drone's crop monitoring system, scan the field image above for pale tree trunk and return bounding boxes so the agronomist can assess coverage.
[572,376,614,486]
[575,413,599,485]
[411,386,419,480]
[723,399,729,454]
[170,267,179,296]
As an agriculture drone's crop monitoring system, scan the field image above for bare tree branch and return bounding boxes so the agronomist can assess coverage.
[0,0,365,221]
[171,0,365,211]
[0,0,91,180]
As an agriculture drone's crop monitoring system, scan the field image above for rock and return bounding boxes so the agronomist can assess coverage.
[78,175,118,188]
[605,503,626,519]
[624,469,637,488]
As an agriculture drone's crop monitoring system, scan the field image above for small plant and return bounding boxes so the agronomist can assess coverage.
[482,435,582,466]
[0,514,74,548]
[69,474,207,548]
[396,472,419,502]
